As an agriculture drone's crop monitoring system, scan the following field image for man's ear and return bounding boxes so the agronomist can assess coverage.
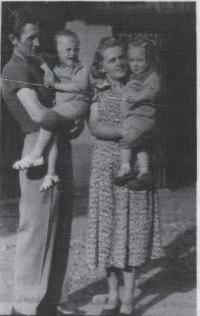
[99,62,106,74]
[9,34,18,46]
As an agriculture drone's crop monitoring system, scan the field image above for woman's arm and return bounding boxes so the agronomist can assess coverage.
[88,102,122,141]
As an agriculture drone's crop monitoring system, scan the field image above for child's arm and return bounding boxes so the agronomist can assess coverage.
[46,67,90,93]
[132,72,161,103]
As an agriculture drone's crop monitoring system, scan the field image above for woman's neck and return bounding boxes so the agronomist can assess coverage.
[106,75,125,92]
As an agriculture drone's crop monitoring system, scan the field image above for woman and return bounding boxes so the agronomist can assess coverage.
[87,37,163,316]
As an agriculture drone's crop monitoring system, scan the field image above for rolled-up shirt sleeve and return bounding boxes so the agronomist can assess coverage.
[2,60,40,133]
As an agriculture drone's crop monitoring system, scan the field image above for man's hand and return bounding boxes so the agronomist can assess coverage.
[68,118,84,140]
[44,70,56,88]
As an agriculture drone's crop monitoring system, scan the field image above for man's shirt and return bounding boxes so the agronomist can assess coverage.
[2,54,54,134]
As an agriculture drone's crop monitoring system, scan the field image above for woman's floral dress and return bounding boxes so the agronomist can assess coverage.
[87,84,164,272]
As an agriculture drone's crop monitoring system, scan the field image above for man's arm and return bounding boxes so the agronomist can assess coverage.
[17,88,48,124]
[68,119,85,140]
[17,87,73,132]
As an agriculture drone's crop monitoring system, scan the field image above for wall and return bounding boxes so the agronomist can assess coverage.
[65,20,112,191]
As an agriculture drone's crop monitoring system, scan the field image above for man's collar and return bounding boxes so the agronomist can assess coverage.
[12,53,27,63]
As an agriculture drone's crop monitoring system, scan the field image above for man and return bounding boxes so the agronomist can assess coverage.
[2,9,82,316]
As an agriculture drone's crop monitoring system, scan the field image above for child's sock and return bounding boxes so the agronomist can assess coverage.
[136,151,149,176]
[138,166,149,176]
[117,163,132,177]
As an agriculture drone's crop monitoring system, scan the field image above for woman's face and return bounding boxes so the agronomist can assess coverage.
[128,46,149,75]
[101,46,127,81]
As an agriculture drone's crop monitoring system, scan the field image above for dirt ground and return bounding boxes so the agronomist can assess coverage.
[0,185,196,316]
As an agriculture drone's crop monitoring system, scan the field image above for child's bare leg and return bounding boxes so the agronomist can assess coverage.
[13,128,52,170]
[127,150,153,191]
[117,149,132,177]
[136,151,149,176]
[40,136,59,191]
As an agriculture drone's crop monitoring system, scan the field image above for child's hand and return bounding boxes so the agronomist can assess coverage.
[122,88,136,104]
[68,118,84,139]
[44,70,56,88]
[127,80,143,92]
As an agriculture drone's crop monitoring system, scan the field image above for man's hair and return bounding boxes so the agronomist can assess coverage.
[55,29,80,46]
[91,37,125,79]
[9,8,38,39]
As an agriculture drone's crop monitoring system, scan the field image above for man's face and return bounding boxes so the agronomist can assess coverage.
[101,46,127,81]
[56,35,79,67]
[14,23,40,59]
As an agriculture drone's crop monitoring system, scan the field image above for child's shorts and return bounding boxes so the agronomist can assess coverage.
[119,105,156,149]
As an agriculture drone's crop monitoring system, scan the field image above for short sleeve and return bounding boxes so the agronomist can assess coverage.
[73,66,90,91]
[3,63,34,94]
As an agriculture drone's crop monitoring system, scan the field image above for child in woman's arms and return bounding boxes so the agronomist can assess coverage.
[114,34,161,190]
[13,30,90,191]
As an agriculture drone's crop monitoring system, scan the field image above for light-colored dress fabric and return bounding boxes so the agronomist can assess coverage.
[87,85,164,272]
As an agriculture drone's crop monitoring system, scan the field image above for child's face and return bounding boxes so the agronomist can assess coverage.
[56,35,79,67]
[127,46,149,75]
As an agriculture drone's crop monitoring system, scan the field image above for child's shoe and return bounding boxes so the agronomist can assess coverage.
[114,164,137,186]
[40,174,60,192]
[127,172,154,191]
[13,155,44,170]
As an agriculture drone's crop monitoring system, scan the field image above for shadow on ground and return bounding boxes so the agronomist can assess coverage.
[67,226,196,316]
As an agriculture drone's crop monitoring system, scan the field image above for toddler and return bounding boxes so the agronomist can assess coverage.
[114,34,161,190]
[13,30,90,191]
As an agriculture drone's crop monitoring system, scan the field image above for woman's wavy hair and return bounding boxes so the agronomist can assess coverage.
[128,33,159,70]
[9,8,38,39]
[91,37,125,79]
